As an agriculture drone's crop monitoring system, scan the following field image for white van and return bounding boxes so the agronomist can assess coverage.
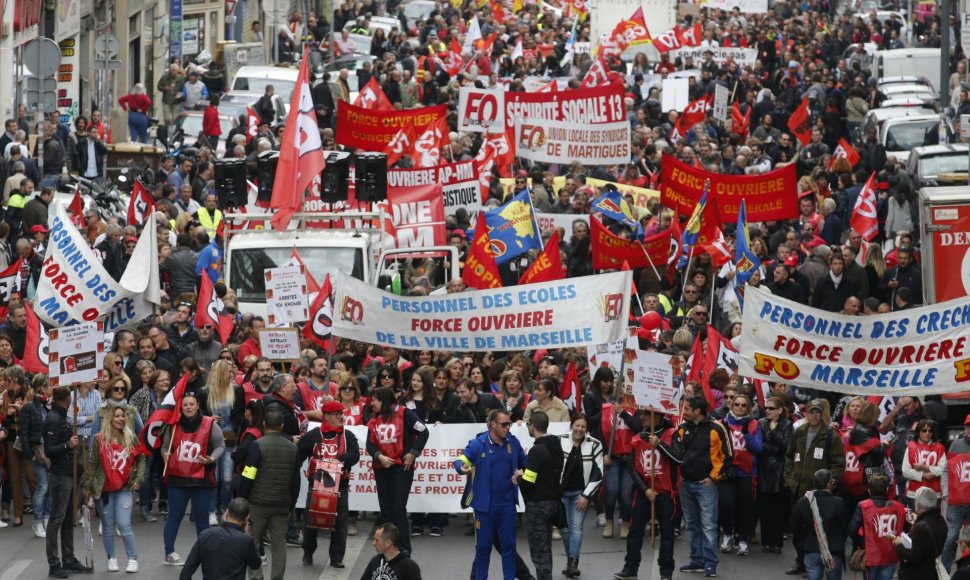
[873,49,944,92]
[227,65,298,120]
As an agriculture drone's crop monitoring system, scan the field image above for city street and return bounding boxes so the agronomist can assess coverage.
[0,508,803,579]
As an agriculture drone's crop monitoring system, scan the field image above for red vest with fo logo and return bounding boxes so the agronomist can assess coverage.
[310,431,347,473]
[860,499,905,566]
[367,407,406,467]
[906,441,944,495]
[97,434,136,493]
[343,402,365,426]
[298,380,337,413]
[947,451,970,505]
[602,403,632,455]
[631,429,673,493]
[842,436,881,496]
[167,416,214,480]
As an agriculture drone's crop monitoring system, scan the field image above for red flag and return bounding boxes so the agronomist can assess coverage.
[21,303,48,374]
[686,334,716,409]
[490,0,505,24]
[474,146,495,202]
[126,181,155,226]
[700,225,733,267]
[478,131,514,178]
[289,247,320,296]
[411,116,450,168]
[353,76,394,110]
[590,217,671,270]
[0,258,23,304]
[463,211,503,290]
[651,22,701,52]
[605,7,651,54]
[667,218,683,284]
[851,173,880,241]
[69,187,85,228]
[270,46,327,231]
[446,38,464,76]
[140,373,190,451]
[559,361,582,415]
[195,274,234,345]
[246,106,259,144]
[731,102,750,137]
[518,230,564,285]
[581,54,610,88]
[537,80,558,93]
[680,96,712,130]
[829,137,860,169]
[384,121,417,167]
[302,273,335,353]
[788,97,812,146]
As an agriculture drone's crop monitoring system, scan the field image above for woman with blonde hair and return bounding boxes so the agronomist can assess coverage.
[499,369,531,423]
[92,375,143,435]
[99,353,128,398]
[83,406,145,572]
[197,359,244,526]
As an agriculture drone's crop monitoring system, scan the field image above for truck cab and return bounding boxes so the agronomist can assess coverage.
[224,211,459,318]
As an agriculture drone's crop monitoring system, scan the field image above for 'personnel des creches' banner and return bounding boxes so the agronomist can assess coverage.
[739,285,970,396]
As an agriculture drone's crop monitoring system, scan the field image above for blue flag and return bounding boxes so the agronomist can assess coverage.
[483,190,543,265]
[590,190,643,241]
[734,199,760,287]
[681,181,709,248]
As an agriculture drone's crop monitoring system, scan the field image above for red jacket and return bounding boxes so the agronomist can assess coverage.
[202,105,221,138]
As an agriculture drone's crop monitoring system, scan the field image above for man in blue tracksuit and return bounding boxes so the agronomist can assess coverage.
[455,409,528,580]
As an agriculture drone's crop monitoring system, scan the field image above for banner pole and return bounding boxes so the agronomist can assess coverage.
[650,409,656,547]
[638,242,663,288]
[71,382,79,524]
[680,246,695,297]
[524,186,545,252]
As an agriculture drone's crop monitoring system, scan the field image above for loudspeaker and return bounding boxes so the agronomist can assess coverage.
[354,153,388,203]
[213,158,247,209]
[256,151,279,207]
[321,152,350,204]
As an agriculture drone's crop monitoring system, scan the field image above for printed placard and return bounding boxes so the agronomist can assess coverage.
[48,321,105,387]
[259,328,302,361]
[624,338,679,414]
[458,87,506,133]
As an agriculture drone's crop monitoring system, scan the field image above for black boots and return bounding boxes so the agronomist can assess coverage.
[561,556,580,578]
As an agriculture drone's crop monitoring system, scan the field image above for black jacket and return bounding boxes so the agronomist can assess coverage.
[657,416,733,483]
[451,392,503,424]
[790,489,847,554]
[953,551,970,580]
[95,238,126,282]
[178,522,261,580]
[19,398,48,460]
[43,402,78,476]
[75,136,107,177]
[519,434,564,503]
[253,94,276,125]
[160,247,200,298]
[757,416,793,494]
[811,275,859,312]
[895,508,948,580]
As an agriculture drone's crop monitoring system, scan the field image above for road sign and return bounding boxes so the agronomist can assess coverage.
[94,59,124,70]
[226,0,236,14]
[23,38,61,78]
[95,33,120,58]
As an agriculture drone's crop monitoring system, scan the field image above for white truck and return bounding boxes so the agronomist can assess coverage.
[224,211,460,318]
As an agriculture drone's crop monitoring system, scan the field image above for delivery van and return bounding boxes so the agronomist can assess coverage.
[873,48,944,92]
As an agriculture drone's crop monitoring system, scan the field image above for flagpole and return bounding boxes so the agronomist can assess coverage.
[650,409,656,547]
[680,245,695,297]
[637,242,663,288]
[523,186,545,252]
[71,382,79,525]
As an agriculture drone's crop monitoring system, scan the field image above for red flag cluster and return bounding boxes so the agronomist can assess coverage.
[649,23,702,52]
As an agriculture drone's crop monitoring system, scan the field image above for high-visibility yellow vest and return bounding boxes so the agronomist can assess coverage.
[196,207,223,237]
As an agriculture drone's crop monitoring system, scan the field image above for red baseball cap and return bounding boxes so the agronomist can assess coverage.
[322,401,345,414]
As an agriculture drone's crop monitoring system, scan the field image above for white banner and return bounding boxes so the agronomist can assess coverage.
[37,205,159,333]
[332,270,633,351]
[388,161,481,220]
[739,285,970,396]
[458,87,506,133]
[265,265,309,325]
[48,321,104,387]
[670,47,759,68]
[259,328,301,361]
[298,422,570,513]
[515,119,631,165]
[701,0,769,13]
[535,213,590,245]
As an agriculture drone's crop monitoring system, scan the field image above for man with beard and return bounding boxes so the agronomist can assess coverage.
[243,358,276,403]
[186,325,222,371]
[125,335,176,390]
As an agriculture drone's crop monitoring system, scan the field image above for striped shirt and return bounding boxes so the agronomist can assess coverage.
[67,388,103,437]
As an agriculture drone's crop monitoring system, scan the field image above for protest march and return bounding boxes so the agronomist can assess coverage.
[2,0,970,578]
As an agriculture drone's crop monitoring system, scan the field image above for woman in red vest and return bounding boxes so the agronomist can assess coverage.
[82,406,146,573]
[841,401,889,517]
[848,474,908,580]
[337,376,366,426]
[902,418,945,509]
[366,386,429,555]
[160,393,225,566]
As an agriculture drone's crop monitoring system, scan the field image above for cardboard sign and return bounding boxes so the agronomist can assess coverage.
[458,87,506,133]
[624,338,679,414]
[48,321,104,387]
[713,84,730,122]
[264,265,309,326]
[259,328,302,361]
[661,77,689,113]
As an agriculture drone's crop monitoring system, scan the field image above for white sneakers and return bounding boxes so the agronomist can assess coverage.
[208,512,218,526]
[164,553,183,566]
[596,513,607,527]
[126,560,139,573]
[107,559,138,573]
[737,541,749,556]
[32,522,46,538]
[107,558,119,572]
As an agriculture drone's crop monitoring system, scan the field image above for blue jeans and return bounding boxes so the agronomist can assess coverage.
[32,459,51,522]
[96,489,137,559]
[603,458,633,522]
[561,491,588,559]
[866,565,896,580]
[163,486,213,555]
[943,503,970,569]
[40,174,60,190]
[681,480,718,568]
[209,448,233,514]
[128,111,149,143]
[139,452,167,511]
[804,552,843,580]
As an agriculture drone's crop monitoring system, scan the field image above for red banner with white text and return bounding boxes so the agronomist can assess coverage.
[336,103,448,151]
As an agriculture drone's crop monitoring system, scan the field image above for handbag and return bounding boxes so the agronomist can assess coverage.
[11,434,21,453]
[849,548,866,572]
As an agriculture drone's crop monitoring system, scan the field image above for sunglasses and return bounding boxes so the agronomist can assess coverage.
[684,289,698,294]
[379,374,393,379]
[693,312,709,317]
[497,422,512,428]
[340,386,355,391]
[920,428,934,433]
[765,406,778,411]
[112,387,127,393]
[219,356,233,361]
